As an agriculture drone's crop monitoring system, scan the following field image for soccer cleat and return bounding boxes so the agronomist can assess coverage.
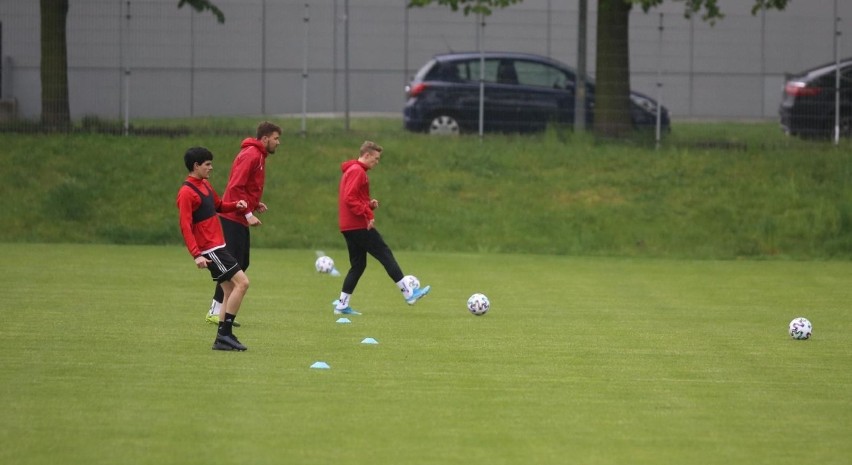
[212,340,235,351]
[214,333,247,351]
[405,285,431,305]
[332,300,361,315]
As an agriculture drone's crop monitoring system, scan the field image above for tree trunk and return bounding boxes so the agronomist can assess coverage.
[594,0,632,138]
[40,0,70,130]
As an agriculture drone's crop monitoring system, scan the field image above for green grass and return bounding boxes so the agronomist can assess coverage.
[2,118,852,259]
[3,243,851,465]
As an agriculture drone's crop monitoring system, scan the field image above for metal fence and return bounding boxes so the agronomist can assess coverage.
[0,0,849,135]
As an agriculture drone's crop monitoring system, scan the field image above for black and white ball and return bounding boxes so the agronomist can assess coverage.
[315,256,335,274]
[467,293,490,316]
[789,317,812,340]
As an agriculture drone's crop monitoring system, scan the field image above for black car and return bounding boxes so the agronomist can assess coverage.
[403,52,669,135]
[779,58,852,138]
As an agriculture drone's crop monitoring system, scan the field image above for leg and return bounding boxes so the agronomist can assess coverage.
[331,231,369,315]
[342,230,369,294]
[221,270,249,317]
[205,249,248,351]
[211,218,250,323]
[365,228,431,305]
[363,229,404,283]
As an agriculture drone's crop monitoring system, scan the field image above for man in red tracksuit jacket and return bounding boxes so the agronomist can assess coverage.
[177,146,250,351]
[332,140,431,315]
[206,121,282,325]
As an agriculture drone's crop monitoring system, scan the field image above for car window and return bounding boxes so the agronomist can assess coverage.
[416,59,438,81]
[460,59,501,84]
[515,61,570,89]
[495,60,519,84]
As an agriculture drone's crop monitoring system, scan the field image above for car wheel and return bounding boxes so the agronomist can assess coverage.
[428,114,461,135]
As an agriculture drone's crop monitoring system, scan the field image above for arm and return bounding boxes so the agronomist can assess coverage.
[176,188,202,259]
[212,184,247,213]
[342,170,375,226]
[227,151,262,218]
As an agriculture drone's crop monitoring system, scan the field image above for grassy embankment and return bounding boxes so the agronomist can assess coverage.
[1,117,850,259]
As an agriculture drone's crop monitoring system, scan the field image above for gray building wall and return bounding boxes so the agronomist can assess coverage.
[1,0,850,122]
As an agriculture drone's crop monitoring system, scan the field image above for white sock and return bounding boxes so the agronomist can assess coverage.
[396,279,412,299]
[208,299,222,316]
[337,293,351,309]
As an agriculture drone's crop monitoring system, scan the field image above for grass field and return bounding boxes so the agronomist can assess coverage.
[2,243,851,465]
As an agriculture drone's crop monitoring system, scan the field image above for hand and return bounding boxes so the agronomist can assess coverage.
[236,200,248,210]
[256,202,268,213]
[369,199,379,210]
[194,255,211,269]
[248,215,263,227]
[366,218,375,230]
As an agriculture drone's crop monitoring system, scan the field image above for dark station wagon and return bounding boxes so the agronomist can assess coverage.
[404,51,669,135]
[779,58,852,138]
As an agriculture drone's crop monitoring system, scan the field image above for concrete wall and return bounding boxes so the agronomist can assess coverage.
[1,0,850,122]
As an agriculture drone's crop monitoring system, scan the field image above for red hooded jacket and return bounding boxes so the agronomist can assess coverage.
[338,159,375,231]
[219,138,268,226]
[176,176,240,258]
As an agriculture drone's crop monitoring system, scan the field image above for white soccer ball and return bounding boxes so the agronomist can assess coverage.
[403,274,420,291]
[315,256,334,274]
[789,317,812,340]
[467,293,490,316]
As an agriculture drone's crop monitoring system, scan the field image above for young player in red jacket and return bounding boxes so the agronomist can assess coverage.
[177,146,250,351]
[332,140,431,315]
[206,121,282,325]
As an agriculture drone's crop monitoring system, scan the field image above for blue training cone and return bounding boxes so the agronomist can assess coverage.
[310,361,331,369]
[361,337,379,344]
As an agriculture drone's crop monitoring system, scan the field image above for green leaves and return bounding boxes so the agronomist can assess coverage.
[407,0,523,16]
[177,0,225,23]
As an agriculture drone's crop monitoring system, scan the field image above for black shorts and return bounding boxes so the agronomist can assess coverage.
[221,216,250,271]
[203,248,242,283]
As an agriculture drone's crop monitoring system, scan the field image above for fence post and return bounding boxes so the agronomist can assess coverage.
[656,12,663,149]
[301,3,309,137]
[574,0,587,133]
[344,0,350,131]
[477,12,485,139]
[833,0,841,145]
[1,21,3,100]
[123,68,130,136]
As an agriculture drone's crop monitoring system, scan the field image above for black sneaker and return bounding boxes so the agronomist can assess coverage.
[215,333,247,351]
[212,340,236,351]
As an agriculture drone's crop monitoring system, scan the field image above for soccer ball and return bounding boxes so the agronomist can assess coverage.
[789,317,812,340]
[467,293,490,316]
[402,275,420,291]
[315,256,334,274]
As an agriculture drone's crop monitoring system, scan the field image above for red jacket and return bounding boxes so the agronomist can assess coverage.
[176,176,239,258]
[219,138,268,226]
[338,159,374,231]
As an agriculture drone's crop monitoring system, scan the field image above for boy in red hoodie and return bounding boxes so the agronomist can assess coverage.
[206,121,282,325]
[333,141,431,315]
[177,147,250,351]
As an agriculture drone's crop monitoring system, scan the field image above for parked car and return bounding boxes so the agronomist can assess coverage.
[403,52,669,135]
[779,58,852,138]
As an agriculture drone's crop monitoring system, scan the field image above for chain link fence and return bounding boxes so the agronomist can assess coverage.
[0,0,848,136]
